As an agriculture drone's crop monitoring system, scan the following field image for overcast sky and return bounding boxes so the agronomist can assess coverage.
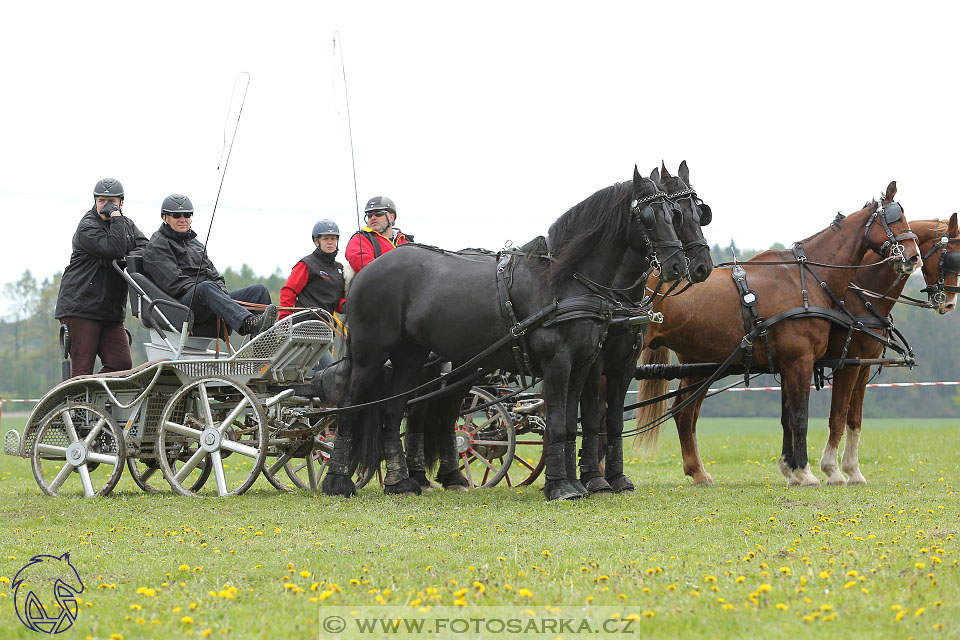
[2,1,958,317]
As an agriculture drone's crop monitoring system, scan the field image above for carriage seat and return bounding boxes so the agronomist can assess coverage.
[125,255,229,340]
[64,358,170,383]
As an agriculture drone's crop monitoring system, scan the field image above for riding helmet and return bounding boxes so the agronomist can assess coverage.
[364,195,397,217]
[93,178,124,199]
[161,194,194,215]
[312,219,340,238]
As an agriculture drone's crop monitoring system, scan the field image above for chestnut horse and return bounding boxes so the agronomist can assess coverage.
[635,182,921,486]
[820,214,960,484]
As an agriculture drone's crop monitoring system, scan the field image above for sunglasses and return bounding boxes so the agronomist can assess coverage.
[365,211,388,219]
[166,212,193,219]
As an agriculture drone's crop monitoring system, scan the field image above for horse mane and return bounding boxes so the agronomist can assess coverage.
[540,181,634,284]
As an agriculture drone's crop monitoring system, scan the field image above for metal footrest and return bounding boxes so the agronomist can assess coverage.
[4,429,22,456]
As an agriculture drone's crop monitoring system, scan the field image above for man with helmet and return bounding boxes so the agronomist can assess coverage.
[142,194,277,337]
[344,196,412,274]
[55,178,149,376]
[279,219,346,319]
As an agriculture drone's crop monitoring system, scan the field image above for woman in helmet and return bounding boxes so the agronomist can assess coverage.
[280,220,346,370]
[280,219,346,319]
[54,178,149,376]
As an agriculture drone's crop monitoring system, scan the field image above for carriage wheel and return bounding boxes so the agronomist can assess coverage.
[127,455,212,493]
[508,398,546,487]
[455,388,517,488]
[157,377,268,497]
[31,403,125,498]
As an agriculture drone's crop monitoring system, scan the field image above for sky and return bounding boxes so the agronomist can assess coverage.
[2,1,959,317]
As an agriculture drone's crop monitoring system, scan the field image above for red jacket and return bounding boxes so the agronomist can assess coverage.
[345,227,409,273]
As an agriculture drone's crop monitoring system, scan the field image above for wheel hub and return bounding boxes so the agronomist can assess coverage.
[200,428,222,452]
[65,442,88,466]
[454,429,471,454]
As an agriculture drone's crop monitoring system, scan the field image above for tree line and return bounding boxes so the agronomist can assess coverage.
[0,247,957,416]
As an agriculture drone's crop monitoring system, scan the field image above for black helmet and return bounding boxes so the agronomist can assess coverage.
[93,178,124,199]
[364,195,396,217]
[161,194,194,215]
[312,219,340,238]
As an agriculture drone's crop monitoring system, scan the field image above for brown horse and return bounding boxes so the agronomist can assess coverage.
[819,214,960,484]
[634,182,921,486]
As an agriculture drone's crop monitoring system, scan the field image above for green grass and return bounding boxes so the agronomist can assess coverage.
[0,415,957,638]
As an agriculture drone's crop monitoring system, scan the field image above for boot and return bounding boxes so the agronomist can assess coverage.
[239,304,278,336]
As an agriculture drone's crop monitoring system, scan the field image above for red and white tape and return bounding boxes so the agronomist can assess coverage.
[712,381,958,393]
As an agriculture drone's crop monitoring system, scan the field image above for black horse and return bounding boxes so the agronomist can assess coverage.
[578,162,714,493]
[321,167,687,501]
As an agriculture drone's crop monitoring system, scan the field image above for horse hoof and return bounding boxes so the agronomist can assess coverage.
[437,470,470,490]
[384,478,422,496]
[571,479,590,497]
[825,474,847,486]
[691,473,714,486]
[411,470,440,492]
[321,473,357,498]
[845,472,867,485]
[607,474,636,493]
[543,480,583,501]
[583,476,613,494]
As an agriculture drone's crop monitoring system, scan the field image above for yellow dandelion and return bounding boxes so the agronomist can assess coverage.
[518,588,533,598]
[776,603,789,611]
[181,616,194,624]
[178,564,190,571]
[541,550,551,557]
[643,610,654,618]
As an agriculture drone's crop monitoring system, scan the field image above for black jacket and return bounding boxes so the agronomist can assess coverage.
[55,208,149,322]
[299,248,346,313]
[142,223,227,299]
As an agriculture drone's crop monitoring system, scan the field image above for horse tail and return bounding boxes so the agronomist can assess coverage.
[351,405,384,477]
[632,346,672,455]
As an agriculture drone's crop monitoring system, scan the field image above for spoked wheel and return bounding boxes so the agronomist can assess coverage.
[31,403,125,498]
[127,455,212,493]
[455,387,516,488]
[158,377,268,497]
[507,397,546,486]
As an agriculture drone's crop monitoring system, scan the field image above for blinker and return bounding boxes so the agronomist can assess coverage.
[943,249,960,274]
[698,202,713,226]
[882,202,903,223]
[638,205,657,230]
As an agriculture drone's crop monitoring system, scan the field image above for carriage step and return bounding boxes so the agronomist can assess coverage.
[4,429,21,457]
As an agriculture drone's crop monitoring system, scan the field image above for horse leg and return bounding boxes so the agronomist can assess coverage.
[780,361,820,487]
[541,355,581,502]
[841,366,870,484]
[820,365,858,486]
[579,360,612,494]
[431,392,470,490]
[604,354,639,493]
[404,400,437,491]
[379,353,431,496]
[322,358,365,497]
[673,377,713,484]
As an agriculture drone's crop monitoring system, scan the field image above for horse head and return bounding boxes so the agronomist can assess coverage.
[652,160,715,283]
[863,181,922,276]
[918,212,960,314]
[630,165,686,282]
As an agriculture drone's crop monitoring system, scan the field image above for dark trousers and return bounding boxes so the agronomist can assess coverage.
[61,317,132,377]
[179,282,271,332]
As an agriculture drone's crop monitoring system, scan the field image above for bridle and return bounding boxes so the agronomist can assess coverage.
[631,189,684,274]
[665,185,711,264]
[863,199,918,264]
[919,220,960,305]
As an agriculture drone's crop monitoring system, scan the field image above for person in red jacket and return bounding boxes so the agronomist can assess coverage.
[279,219,346,320]
[344,196,412,274]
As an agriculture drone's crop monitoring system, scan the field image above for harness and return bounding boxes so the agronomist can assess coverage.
[730,263,774,385]
[919,225,960,304]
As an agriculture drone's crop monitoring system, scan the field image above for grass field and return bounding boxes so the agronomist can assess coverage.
[0,415,957,639]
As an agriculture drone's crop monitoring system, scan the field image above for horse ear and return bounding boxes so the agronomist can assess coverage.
[633,165,642,184]
[660,161,672,179]
[949,212,958,236]
[678,160,690,184]
[650,167,660,185]
[884,181,897,202]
